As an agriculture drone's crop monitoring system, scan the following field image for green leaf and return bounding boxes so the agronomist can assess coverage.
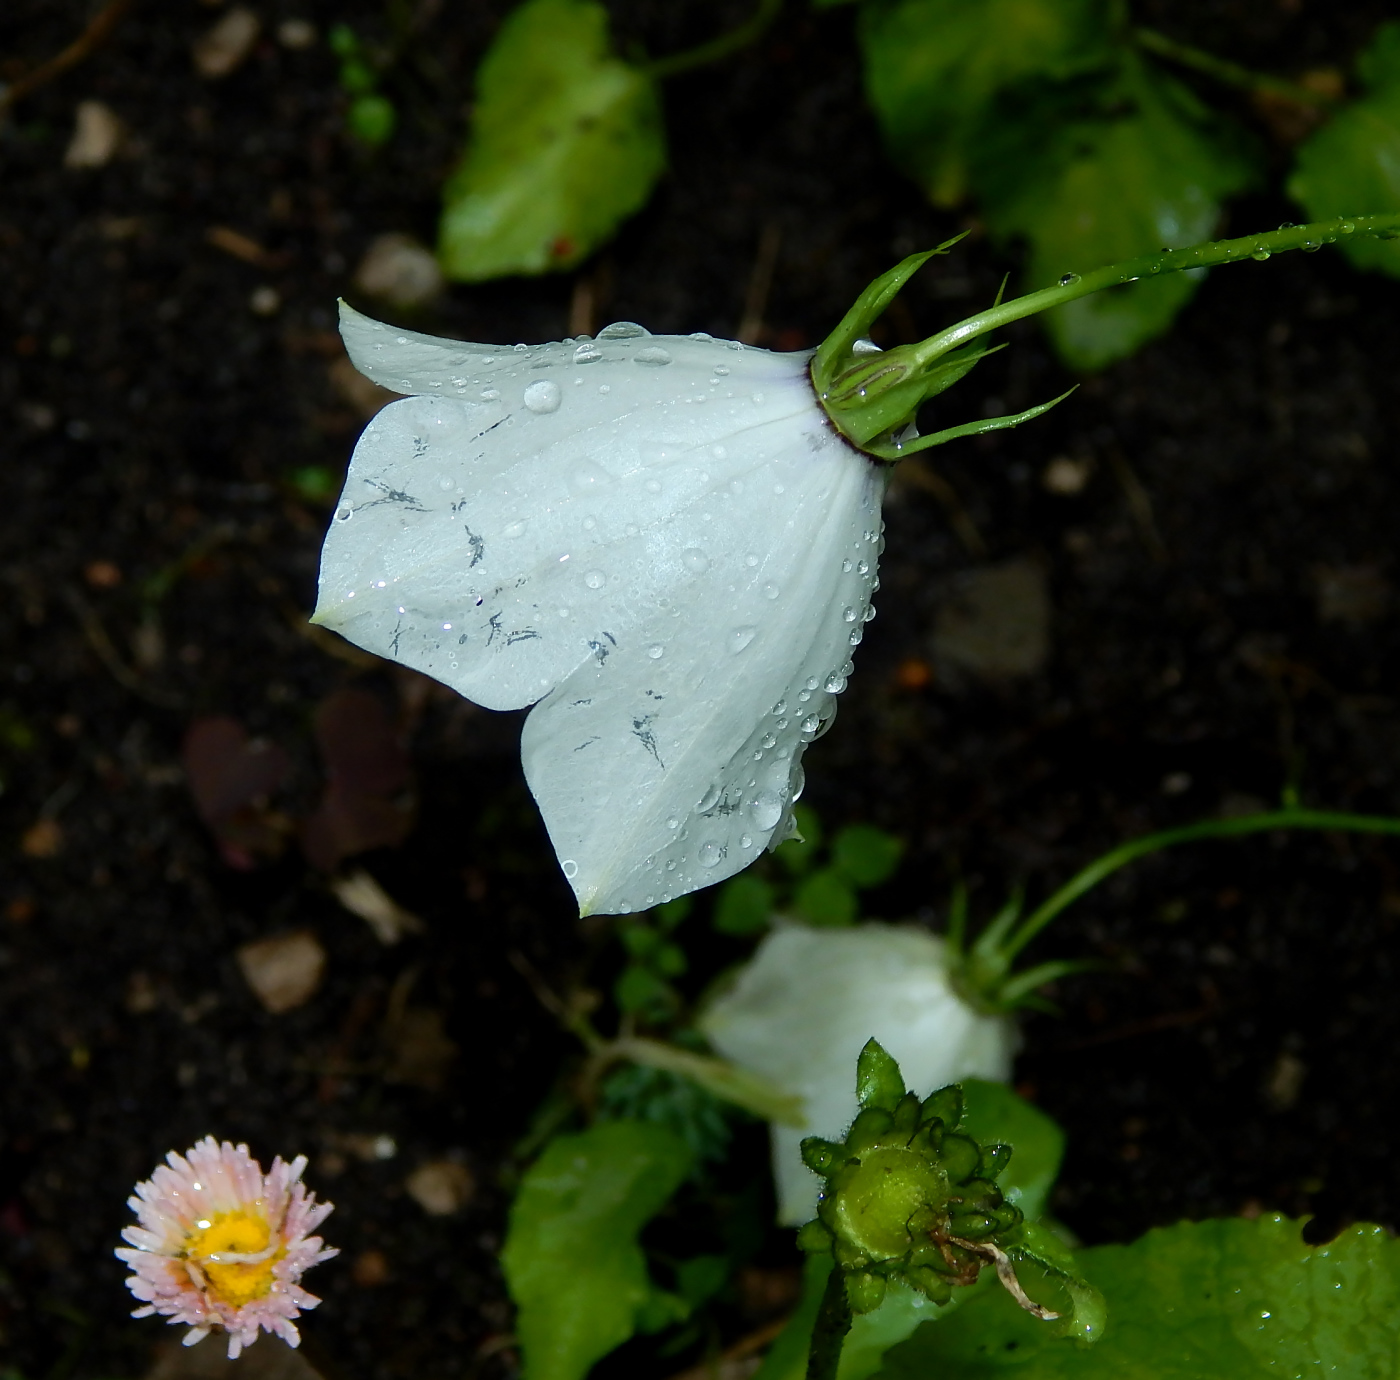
[857,0,1118,207]
[958,1079,1063,1222]
[831,825,904,888]
[438,0,666,281]
[794,869,859,926]
[1289,22,1400,278]
[713,874,775,935]
[614,963,676,1017]
[675,1253,731,1306]
[978,60,1260,371]
[502,1121,693,1380]
[875,1214,1400,1378]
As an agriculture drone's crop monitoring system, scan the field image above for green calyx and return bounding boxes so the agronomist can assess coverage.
[797,1040,1104,1342]
[813,213,1400,463]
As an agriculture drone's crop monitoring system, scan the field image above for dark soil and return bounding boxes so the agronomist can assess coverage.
[4,1,1400,1377]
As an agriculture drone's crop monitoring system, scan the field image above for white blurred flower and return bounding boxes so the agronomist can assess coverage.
[699,922,1016,1224]
[314,305,885,916]
[116,1137,336,1359]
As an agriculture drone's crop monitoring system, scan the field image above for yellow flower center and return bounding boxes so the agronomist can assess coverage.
[184,1208,284,1307]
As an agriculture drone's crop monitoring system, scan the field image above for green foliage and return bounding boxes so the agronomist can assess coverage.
[597,1060,734,1166]
[976,59,1259,371]
[1290,23,1400,278]
[857,0,1118,207]
[874,1214,1400,1378]
[710,805,904,934]
[502,1121,693,1380]
[329,24,397,147]
[438,0,666,281]
[614,900,689,1022]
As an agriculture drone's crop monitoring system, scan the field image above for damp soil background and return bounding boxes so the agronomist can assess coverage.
[4,1,1400,1376]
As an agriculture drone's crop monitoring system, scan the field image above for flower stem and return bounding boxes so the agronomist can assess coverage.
[644,0,783,81]
[907,213,1400,373]
[805,1263,853,1380]
[1001,808,1400,964]
[1132,26,1338,108]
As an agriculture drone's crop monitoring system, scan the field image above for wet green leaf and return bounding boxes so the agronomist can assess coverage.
[438,0,666,281]
[979,61,1259,370]
[831,825,904,888]
[959,1079,1063,1222]
[502,1121,693,1380]
[857,0,1117,206]
[1289,23,1400,278]
[875,1214,1400,1378]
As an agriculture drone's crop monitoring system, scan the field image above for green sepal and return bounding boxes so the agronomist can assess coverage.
[796,1217,835,1255]
[863,386,1079,460]
[847,1271,889,1315]
[977,1144,1012,1179]
[801,1137,846,1176]
[907,1265,954,1305]
[938,1132,981,1183]
[857,1038,907,1111]
[921,1085,964,1130]
[847,1106,897,1152]
[892,1091,923,1135]
[810,237,967,399]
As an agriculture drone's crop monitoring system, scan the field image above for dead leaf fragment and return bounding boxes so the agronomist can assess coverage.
[384,1007,457,1090]
[65,100,124,168]
[404,1160,475,1216]
[331,868,424,944]
[237,930,326,1013]
[183,716,291,868]
[193,7,260,79]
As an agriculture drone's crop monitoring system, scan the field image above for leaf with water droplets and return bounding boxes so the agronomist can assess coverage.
[314,307,887,915]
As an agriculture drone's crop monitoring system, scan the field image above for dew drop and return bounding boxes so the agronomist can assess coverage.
[634,346,672,366]
[745,553,760,568]
[648,644,665,659]
[645,478,662,493]
[666,816,680,830]
[801,715,821,734]
[480,387,501,401]
[1251,247,1271,261]
[682,548,710,573]
[849,627,864,646]
[713,366,730,377]
[503,519,528,538]
[573,342,603,364]
[598,321,649,339]
[699,841,723,868]
[334,505,353,522]
[740,834,753,848]
[697,783,721,812]
[749,790,783,830]
[841,558,852,573]
[711,444,727,460]
[584,570,606,589]
[824,673,847,693]
[771,699,787,715]
[863,604,877,622]
[760,733,776,748]
[561,859,578,879]
[729,625,756,653]
[856,559,869,575]
[1058,272,1081,286]
[752,391,765,404]
[791,765,806,801]
[523,380,561,413]
[582,515,597,531]
[763,583,780,599]
[842,606,858,622]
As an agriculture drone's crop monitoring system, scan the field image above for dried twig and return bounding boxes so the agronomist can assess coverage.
[0,0,138,122]
[949,1237,1060,1321]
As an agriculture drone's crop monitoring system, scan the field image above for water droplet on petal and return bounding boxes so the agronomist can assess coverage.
[598,321,649,339]
[763,583,780,599]
[745,553,759,568]
[682,548,709,573]
[335,505,353,522]
[645,478,662,493]
[824,673,847,693]
[791,765,806,800]
[503,519,528,538]
[561,859,578,879]
[772,699,786,715]
[573,342,602,364]
[740,834,753,848]
[841,559,852,572]
[801,715,821,734]
[863,604,877,622]
[729,625,756,653]
[713,366,730,378]
[648,644,665,659]
[523,380,561,413]
[749,791,783,830]
[666,816,680,830]
[849,627,864,646]
[584,570,606,589]
[697,783,721,812]
[699,841,723,868]
[634,346,672,365]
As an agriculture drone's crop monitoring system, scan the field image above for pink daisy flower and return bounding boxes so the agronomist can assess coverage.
[116,1136,338,1359]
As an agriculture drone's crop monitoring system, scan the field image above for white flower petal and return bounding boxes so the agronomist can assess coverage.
[315,306,885,911]
[699,923,1018,1225]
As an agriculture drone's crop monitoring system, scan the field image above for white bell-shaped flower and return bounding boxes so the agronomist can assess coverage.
[698,922,1017,1225]
[314,305,886,915]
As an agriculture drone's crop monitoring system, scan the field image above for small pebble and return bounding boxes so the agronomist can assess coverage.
[236,930,326,1013]
[192,7,261,79]
[64,100,123,169]
[249,285,281,316]
[405,1160,475,1216]
[353,233,444,310]
[276,18,317,49]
